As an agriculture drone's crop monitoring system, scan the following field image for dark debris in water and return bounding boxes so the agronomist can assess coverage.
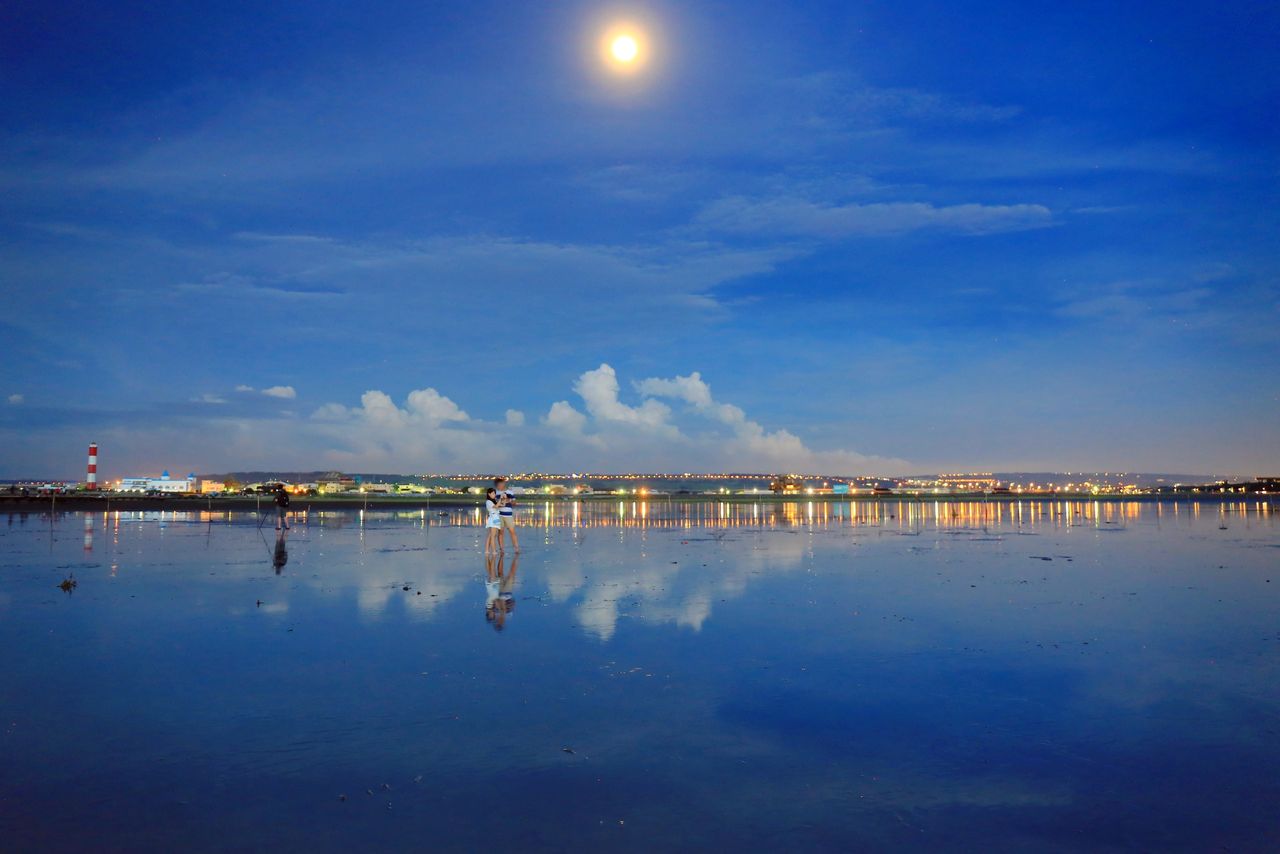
[58,576,77,593]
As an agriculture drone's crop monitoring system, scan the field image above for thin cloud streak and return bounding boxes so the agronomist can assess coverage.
[698,197,1053,238]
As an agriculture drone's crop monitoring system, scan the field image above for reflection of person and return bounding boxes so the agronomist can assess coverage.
[499,552,519,606]
[484,554,501,623]
[272,529,289,574]
[494,476,519,553]
[274,486,291,531]
[484,488,503,554]
[484,553,519,631]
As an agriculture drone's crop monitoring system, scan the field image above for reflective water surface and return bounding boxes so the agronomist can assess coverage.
[2,500,1277,852]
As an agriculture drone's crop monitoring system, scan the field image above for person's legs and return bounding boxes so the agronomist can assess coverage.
[503,516,520,552]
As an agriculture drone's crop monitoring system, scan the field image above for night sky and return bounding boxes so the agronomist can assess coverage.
[2,1,1277,477]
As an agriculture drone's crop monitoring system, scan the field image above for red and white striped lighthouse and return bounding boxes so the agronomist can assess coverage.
[86,442,98,490]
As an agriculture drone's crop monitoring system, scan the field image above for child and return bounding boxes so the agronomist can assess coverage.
[484,488,503,554]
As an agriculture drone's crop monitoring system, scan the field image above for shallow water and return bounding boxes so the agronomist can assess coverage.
[1,500,1277,852]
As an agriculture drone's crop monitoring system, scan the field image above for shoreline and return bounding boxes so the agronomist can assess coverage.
[0,492,1270,514]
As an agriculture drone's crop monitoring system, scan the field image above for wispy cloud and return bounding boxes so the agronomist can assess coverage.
[777,71,1022,127]
[698,196,1053,238]
[261,385,296,399]
[232,232,335,244]
[6,394,22,405]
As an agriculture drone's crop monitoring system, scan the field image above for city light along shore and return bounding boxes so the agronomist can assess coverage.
[3,470,1276,513]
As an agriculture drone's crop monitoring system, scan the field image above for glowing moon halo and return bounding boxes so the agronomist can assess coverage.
[611,34,638,62]
[600,24,647,74]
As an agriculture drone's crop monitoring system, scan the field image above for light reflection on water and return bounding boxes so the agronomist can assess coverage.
[54,497,1270,532]
[0,500,1277,852]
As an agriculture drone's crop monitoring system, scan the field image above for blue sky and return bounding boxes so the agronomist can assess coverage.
[2,0,1277,478]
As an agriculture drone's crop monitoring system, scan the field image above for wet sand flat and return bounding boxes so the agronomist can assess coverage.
[1,500,1277,852]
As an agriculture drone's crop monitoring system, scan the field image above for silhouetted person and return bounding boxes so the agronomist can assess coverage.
[274,486,291,531]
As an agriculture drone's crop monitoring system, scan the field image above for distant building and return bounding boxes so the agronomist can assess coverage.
[117,471,196,493]
[317,475,358,494]
[200,480,226,494]
[770,475,805,493]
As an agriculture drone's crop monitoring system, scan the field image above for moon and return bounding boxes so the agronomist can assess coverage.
[611,35,638,63]
[600,25,647,73]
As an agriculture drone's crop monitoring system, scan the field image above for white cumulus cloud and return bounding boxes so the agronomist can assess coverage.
[6,394,23,405]
[573,364,675,434]
[261,385,297,399]
[544,400,588,436]
[88,366,906,475]
[307,386,492,470]
[536,364,906,473]
[633,369,903,473]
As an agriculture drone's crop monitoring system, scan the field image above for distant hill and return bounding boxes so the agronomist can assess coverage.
[205,471,1228,488]
[932,472,1218,487]
[208,471,426,484]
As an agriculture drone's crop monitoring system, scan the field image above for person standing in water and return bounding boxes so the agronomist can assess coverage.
[494,476,519,553]
[274,485,291,531]
[483,487,503,554]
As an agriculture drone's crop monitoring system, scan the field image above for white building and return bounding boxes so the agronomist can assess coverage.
[117,471,196,493]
